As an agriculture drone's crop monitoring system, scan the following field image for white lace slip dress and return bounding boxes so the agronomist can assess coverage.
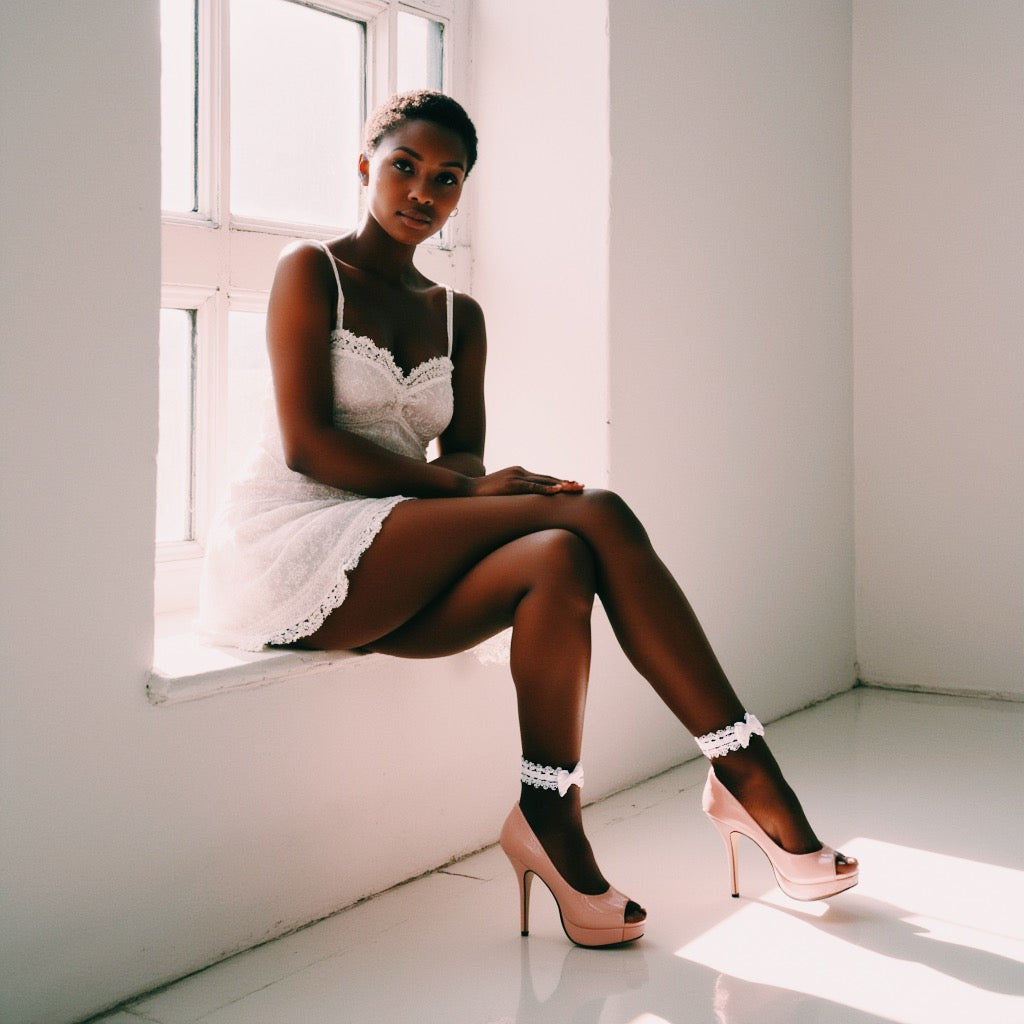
[197,241,454,651]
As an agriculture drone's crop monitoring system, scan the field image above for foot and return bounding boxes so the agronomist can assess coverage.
[519,787,647,926]
[710,740,857,876]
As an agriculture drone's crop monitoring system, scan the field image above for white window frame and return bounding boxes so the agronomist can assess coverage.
[157,0,471,617]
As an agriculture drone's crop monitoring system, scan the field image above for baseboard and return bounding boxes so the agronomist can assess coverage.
[854,677,1024,704]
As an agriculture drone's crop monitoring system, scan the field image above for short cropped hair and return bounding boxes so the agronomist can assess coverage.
[362,90,478,175]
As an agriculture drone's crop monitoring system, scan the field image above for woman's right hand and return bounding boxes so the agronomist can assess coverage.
[464,466,584,497]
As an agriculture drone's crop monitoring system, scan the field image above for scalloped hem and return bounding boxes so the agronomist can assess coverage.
[199,491,514,667]
[259,495,412,648]
[261,577,350,649]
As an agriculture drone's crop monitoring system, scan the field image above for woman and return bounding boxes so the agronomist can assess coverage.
[199,91,857,948]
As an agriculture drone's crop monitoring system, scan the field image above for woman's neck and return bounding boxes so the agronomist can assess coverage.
[345,216,420,285]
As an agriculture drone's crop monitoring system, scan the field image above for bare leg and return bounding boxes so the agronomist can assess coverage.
[300,490,853,870]
[321,526,644,922]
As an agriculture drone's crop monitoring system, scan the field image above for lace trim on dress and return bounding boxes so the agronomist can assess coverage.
[474,628,512,665]
[262,494,412,647]
[331,328,453,389]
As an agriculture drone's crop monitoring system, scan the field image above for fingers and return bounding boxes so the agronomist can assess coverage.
[514,468,583,494]
[469,467,584,497]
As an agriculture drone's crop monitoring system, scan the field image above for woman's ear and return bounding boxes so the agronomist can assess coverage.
[358,154,370,184]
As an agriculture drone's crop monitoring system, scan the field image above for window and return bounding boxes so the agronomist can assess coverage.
[157,0,467,615]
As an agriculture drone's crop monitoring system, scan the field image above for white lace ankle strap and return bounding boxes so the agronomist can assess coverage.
[521,758,584,797]
[695,713,765,759]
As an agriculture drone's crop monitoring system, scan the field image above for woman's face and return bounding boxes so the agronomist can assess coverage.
[360,119,467,244]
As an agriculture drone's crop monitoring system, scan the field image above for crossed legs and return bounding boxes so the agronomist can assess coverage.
[296,489,855,899]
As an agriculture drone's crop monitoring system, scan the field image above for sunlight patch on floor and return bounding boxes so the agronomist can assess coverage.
[674,839,1024,1024]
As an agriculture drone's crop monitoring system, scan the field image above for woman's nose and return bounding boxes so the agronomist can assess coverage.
[407,178,432,205]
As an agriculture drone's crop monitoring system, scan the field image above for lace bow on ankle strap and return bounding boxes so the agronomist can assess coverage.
[695,712,765,759]
[521,758,585,797]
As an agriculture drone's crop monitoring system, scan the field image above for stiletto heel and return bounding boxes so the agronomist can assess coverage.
[702,768,859,900]
[708,816,741,897]
[499,759,645,948]
[506,849,533,935]
[695,713,859,902]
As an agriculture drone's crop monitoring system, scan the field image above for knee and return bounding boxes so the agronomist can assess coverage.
[577,489,648,543]
[530,529,596,600]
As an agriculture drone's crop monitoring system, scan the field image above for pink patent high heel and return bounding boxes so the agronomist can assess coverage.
[702,768,859,901]
[500,803,645,948]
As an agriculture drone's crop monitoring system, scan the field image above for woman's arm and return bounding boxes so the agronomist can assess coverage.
[432,291,487,478]
[266,242,469,497]
[267,243,579,498]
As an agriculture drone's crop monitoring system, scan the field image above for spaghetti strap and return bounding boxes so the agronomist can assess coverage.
[314,239,448,353]
[445,287,454,357]
[315,240,344,333]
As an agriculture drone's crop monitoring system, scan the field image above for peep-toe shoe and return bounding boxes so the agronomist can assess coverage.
[500,804,645,948]
[702,768,859,901]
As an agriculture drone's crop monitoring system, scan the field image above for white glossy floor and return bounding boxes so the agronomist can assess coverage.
[91,688,1023,1024]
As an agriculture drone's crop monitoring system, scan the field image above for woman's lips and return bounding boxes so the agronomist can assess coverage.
[398,209,432,227]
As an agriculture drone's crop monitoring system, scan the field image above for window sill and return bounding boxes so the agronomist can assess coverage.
[149,617,511,706]
[148,622,374,706]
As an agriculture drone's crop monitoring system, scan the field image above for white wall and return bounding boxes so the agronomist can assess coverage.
[608,0,857,720]
[470,1,611,488]
[853,0,1024,698]
[470,0,686,799]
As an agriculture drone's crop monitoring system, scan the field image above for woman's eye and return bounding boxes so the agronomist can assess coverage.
[392,159,413,173]
[437,173,459,186]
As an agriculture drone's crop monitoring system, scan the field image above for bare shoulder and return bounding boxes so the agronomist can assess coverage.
[452,291,486,336]
[449,291,486,365]
[271,239,336,299]
[276,238,332,275]
[267,240,339,342]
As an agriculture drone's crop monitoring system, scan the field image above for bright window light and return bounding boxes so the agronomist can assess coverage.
[230,0,362,227]
[397,11,444,93]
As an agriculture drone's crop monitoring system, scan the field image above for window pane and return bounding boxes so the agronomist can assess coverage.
[160,0,197,212]
[397,12,444,93]
[156,309,196,543]
[230,0,363,227]
[225,311,272,489]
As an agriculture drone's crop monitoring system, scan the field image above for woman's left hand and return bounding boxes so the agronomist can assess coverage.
[462,466,583,497]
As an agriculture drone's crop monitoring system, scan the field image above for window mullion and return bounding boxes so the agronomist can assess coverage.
[194,0,220,226]
[198,0,231,550]
[386,3,399,96]
[195,289,229,549]
[365,8,393,114]
[216,0,232,231]
[186,311,200,542]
